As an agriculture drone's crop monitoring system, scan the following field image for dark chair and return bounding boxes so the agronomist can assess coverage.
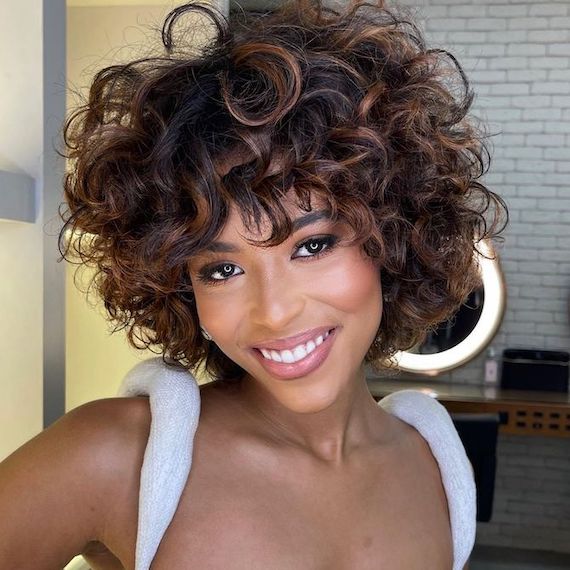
[451,412,500,522]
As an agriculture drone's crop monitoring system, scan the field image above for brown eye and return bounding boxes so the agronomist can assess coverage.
[294,235,339,258]
[198,263,242,285]
[196,235,339,287]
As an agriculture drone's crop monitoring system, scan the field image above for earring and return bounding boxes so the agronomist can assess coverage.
[200,326,213,341]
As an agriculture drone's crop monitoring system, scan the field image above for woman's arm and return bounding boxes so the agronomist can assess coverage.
[0,398,141,569]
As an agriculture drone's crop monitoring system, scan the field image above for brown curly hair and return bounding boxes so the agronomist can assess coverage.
[59,0,508,383]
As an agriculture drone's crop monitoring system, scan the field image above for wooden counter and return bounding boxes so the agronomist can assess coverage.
[367,376,570,439]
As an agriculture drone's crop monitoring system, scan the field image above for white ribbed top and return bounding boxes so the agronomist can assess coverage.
[114,358,476,570]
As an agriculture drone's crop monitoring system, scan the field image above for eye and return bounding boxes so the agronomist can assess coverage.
[198,263,242,284]
[293,235,338,259]
[197,234,339,285]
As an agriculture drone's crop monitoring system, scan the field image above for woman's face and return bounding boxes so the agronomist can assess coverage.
[189,191,383,410]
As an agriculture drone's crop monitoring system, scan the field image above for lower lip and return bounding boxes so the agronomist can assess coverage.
[250,328,338,380]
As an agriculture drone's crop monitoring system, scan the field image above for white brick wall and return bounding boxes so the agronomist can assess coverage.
[397,0,570,554]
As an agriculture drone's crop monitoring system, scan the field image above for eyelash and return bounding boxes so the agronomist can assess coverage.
[197,235,339,286]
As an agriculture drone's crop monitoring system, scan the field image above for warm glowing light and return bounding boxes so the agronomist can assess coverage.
[387,238,506,375]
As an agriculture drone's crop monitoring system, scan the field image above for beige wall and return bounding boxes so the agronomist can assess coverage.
[0,0,44,460]
[0,221,43,459]
[66,3,217,411]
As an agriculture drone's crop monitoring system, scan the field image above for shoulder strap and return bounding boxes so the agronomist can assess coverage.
[117,358,201,570]
[114,368,474,570]
[378,389,476,570]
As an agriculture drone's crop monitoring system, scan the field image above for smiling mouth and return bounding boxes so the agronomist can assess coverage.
[250,327,339,380]
[254,328,336,364]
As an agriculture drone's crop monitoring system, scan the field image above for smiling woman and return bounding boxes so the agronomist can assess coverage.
[0,0,506,568]
[57,0,508,385]
[188,191,385,410]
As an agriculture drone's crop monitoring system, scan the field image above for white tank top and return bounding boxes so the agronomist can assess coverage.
[113,358,476,570]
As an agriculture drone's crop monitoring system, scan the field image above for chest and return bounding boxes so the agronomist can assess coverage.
[149,421,453,570]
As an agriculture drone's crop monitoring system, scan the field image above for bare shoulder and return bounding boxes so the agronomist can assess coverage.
[66,395,152,492]
[71,395,152,451]
[0,395,152,569]
[391,414,454,567]
[75,396,153,566]
[394,413,450,502]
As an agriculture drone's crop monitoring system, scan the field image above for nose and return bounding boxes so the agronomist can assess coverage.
[246,264,306,333]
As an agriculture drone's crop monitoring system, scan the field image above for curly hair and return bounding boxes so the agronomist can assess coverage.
[59,0,508,383]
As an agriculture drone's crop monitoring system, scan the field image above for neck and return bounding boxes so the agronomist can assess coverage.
[233,364,390,466]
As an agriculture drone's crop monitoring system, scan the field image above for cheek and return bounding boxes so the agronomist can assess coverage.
[193,290,239,337]
[319,251,382,313]
[196,295,231,324]
[190,268,231,322]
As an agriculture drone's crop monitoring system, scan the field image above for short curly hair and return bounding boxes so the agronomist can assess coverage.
[59,0,508,383]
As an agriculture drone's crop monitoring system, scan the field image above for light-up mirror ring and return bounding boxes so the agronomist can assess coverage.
[383,238,506,376]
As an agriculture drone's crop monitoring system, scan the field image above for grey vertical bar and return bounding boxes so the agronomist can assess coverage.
[43,0,66,428]
[0,171,36,222]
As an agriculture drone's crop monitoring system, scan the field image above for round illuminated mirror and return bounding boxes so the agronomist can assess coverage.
[388,238,506,376]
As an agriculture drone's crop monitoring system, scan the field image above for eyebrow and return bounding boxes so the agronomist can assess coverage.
[203,209,333,253]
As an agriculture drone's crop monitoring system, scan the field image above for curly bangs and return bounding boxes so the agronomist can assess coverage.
[59,0,508,382]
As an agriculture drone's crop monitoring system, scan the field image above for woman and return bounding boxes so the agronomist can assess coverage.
[0,0,507,568]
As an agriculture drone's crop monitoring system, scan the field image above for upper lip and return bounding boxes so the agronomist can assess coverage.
[251,326,336,351]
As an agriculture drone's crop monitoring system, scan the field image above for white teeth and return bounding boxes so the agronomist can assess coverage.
[293,345,308,360]
[258,329,334,364]
[281,350,295,364]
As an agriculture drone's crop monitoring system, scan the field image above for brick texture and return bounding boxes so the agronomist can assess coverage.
[389,0,570,554]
